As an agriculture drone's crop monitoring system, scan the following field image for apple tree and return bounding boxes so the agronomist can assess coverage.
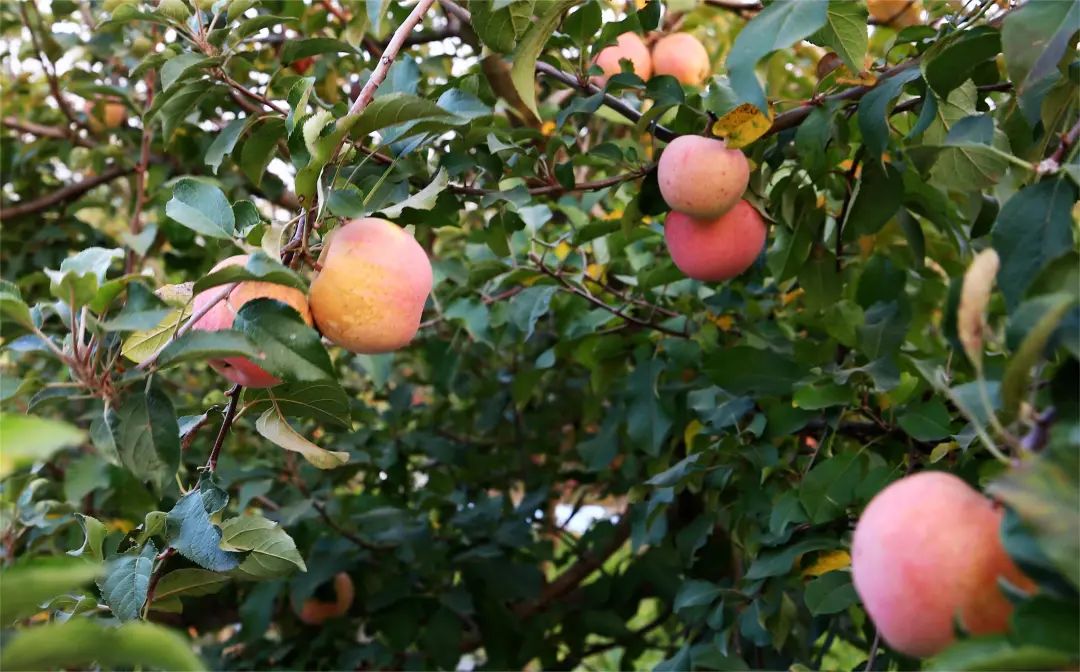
[1,0,1077,669]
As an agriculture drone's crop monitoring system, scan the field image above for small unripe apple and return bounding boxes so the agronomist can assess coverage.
[658,135,750,219]
[664,200,766,281]
[651,33,710,86]
[852,471,1035,658]
[592,32,652,84]
[131,36,154,57]
[299,572,354,625]
[867,0,922,27]
[308,218,433,354]
[85,98,128,133]
[190,255,313,388]
[157,0,191,22]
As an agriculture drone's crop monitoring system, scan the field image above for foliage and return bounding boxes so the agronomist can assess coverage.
[0,0,1077,669]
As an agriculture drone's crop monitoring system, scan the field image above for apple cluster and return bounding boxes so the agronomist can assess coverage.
[190,218,433,388]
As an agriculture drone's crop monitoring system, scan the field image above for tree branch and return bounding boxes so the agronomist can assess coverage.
[205,385,242,472]
[2,117,94,148]
[451,163,654,196]
[20,1,85,136]
[0,165,134,219]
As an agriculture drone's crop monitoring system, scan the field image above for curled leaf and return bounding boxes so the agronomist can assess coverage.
[957,248,1000,370]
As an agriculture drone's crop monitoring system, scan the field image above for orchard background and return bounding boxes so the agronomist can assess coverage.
[0,0,1078,669]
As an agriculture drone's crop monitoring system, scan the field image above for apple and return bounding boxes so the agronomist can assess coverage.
[664,200,766,281]
[651,33,710,86]
[308,218,433,354]
[299,573,354,625]
[190,255,313,388]
[657,135,750,219]
[852,471,1035,658]
[592,32,652,84]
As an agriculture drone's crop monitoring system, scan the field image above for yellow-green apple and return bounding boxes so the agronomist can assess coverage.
[852,471,1035,658]
[308,218,432,354]
[657,135,750,218]
[592,32,652,84]
[663,200,766,281]
[651,33,710,86]
[190,255,313,388]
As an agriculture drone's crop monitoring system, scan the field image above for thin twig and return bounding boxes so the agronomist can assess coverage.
[205,385,243,472]
[1,117,94,148]
[126,70,157,274]
[20,1,84,135]
[834,147,864,272]
[0,166,133,219]
[451,164,654,197]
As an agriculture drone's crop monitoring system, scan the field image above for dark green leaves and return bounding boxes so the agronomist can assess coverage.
[898,399,953,441]
[111,384,180,493]
[1002,0,1080,120]
[810,0,868,73]
[193,252,306,292]
[923,27,1001,99]
[858,67,921,158]
[706,347,806,395]
[166,491,241,573]
[98,542,156,621]
[241,118,284,188]
[165,179,236,240]
[509,0,577,119]
[726,0,828,112]
[0,559,101,625]
[232,299,333,382]
[243,380,351,429]
[509,285,557,340]
[280,38,357,64]
[803,571,858,615]
[992,177,1078,308]
[470,0,534,54]
[154,330,266,371]
[219,515,307,579]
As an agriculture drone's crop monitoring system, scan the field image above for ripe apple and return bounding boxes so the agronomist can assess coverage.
[657,135,750,219]
[664,200,766,281]
[852,471,1035,658]
[291,56,315,75]
[299,572,354,625]
[651,33,710,86]
[190,255,313,388]
[308,218,433,354]
[867,0,923,27]
[592,32,652,84]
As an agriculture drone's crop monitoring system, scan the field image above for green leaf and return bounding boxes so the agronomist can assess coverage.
[0,413,86,477]
[508,0,576,120]
[192,251,306,292]
[69,513,109,563]
[154,330,266,371]
[857,67,922,158]
[1001,0,1080,119]
[927,636,1075,671]
[800,453,863,523]
[242,379,351,429]
[844,159,903,237]
[0,280,34,330]
[205,117,249,175]
[471,0,534,53]
[0,619,205,671]
[1000,295,1076,423]
[673,579,722,613]
[102,282,171,332]
[153,568,230,601]
[809,0,867,73]
[798,253,842,313]
[240,117,284,188]
[992,177,1078,308]
[744,537,838,580]
[803,570,858,615]
[230,15,296,43]
[98,542,156,622]
[705,347,807,395]
[45,247,124,308]
[219,514,307,579]
[509,285,558,341]
[280,37,357,64]
[121,305,192,365]
[112,383,180,493]
[232,299,333,382]
[350,92,462,139]
[254,407,349,469]
[378,169,449,218]
[160,53,220,91]
[0,558,101,625]
[726,0,828,112]
[897,398,953,441]
[165,178,236,240]
[626,358,672,456]
[166,491,242,573]
[922,26,1001,99]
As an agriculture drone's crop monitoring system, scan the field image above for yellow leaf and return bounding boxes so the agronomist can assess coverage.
[708,313,736,331]
[957,248,1000,371]
[710,102,774,149]
[540,120,556,136]
[801,550,851,577]
[683,419,704,447]
[929,442,958,464]
[836,70,878,86]
[781,288,804,306]
[554,241,572,261]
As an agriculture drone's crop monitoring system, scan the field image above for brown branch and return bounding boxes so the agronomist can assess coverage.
[451,164,654,197]
[329,0,438,162]
[531,254,689,339]
[0,165,134,219]
[205,384,243,472]
[126,70,157,274]
[1048,117,1080,165]
[1,117,94,148]
[834,146,863,272]
[513,516,631,619]
[20,1,84,136]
